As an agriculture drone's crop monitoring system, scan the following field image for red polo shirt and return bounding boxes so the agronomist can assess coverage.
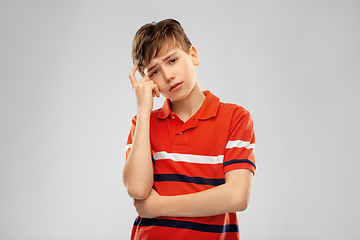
[126,90,256,240]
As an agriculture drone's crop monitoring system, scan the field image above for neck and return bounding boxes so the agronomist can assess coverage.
[170,81,205,122]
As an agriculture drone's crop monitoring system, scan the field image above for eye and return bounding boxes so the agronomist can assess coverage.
[151,70,159,76]
[170,58,177,64]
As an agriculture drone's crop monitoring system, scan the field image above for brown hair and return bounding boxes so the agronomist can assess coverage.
[132,19,192,76]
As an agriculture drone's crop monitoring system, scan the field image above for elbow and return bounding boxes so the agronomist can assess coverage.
[232,192,251,212]
[128,189,150,200]
[125,184,151,200]
[236,199,249,212]
[123,169,153,200]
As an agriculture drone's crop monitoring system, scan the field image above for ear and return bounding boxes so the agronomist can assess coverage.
[189,46,200,66]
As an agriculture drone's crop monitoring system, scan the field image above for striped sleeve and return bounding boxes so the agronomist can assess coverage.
[223,108,256,174]
[125,116,154,162]
[125,116,137,160]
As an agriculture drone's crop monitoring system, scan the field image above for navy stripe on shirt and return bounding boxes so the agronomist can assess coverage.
[151,155,155,165]
[154,174,225,186]
[223,159,256,169]
[134,218,238,233]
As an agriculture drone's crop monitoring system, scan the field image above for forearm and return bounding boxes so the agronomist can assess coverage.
[123,112,153,200]
[160,183,248,217]
[154,172,250,218]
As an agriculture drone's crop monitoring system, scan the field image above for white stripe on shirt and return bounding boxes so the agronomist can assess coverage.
[154,151,224,164]
[226,140,255,150]
[126,144,132,151]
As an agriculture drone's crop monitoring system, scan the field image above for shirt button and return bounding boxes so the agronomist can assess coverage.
[171,115,175,119]
[179,132,183,135]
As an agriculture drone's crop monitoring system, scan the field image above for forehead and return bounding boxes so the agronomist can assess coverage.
[144,47,182,72]
[151,47,180,62]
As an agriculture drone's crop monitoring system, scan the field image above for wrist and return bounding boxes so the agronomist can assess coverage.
[157,195,168,217]
[158,195,179,217]
[137,110,151,119]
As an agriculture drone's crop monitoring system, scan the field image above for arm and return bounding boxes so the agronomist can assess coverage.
[134,168,253,218]
[123,65,160,200]
[123,113,153,200]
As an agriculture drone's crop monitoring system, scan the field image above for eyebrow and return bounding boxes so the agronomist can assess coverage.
[146,52,178,74]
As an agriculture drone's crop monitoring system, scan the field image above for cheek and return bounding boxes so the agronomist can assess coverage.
[154,82,167,95]
[185,65,196,82]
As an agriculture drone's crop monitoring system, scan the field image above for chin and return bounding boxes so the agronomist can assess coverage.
[169,92,191,102]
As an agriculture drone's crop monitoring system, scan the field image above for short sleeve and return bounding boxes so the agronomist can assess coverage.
[125,116,154,163]
[125,116,137,160]
[223,108,256,175]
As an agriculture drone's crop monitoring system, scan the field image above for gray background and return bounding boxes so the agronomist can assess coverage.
[1,0,359,239]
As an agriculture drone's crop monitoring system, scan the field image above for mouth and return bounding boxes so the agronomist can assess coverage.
[170,82,182,92]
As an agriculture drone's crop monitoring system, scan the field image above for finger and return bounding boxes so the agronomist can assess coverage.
[154,85,160,98]
[136,75,152,85]
[129,65,139,88]
[152,89,160,98]
[138,80,159,95]
[148,81,160,98]
[147,82,160,98]
[151,88,158,98]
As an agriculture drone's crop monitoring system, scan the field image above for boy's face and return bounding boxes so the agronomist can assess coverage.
[143,46,200,102]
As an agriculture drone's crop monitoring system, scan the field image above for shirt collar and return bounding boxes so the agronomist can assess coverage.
[158,90,220,120]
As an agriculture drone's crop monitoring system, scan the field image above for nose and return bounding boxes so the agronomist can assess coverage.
[163,67,174,82]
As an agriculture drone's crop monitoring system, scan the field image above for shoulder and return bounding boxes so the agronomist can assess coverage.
[218,101,250,119]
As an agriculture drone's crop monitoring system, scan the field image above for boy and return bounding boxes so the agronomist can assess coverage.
[123,19,256,240]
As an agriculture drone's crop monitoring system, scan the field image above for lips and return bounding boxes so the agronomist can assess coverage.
[170,82,182,92]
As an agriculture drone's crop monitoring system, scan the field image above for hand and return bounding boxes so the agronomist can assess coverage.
[133,188,163,218]
[129,65,160,115]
